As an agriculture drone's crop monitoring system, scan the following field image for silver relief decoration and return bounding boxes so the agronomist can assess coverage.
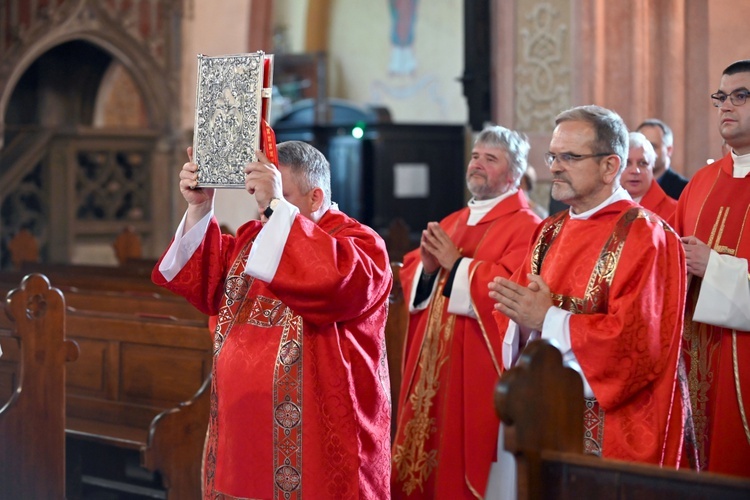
[193,52,264,188]
[515,3,570,132]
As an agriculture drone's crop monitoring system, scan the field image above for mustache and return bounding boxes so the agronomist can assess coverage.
[552,173,569,183]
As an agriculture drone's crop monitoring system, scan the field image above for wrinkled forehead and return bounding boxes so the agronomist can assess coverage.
[550,120,596,150]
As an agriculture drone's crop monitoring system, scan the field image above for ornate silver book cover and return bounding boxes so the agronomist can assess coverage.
[193,52,265,188]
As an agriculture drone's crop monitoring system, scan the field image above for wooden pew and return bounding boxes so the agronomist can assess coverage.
[386,261,407,440]
[0,282,207,325]
[14,261,163,293]
[495,340,750,500]
[0,274,79,499]
[0,285,212,499]
[64,309,211,499]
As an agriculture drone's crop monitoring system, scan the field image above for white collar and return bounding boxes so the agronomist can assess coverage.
[569,187,632,221]
[731,150,750,178]
[466,188,517,226]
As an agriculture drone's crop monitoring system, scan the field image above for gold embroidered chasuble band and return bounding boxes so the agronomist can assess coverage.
[207,239,304,500]
[531,208,655,454]
[393,213,503,497]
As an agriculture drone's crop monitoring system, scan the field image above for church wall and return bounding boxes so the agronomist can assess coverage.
[707,0,750,163]
[490,0,750,214]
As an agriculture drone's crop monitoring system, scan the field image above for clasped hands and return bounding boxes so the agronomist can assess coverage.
[420,222,462,275]
[488,274,553,332]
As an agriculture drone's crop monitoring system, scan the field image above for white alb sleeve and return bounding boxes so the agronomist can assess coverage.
[245,199,299,283]
[540,306,594,398]
[158,209,214,282]
[446,257,476,318]
[694,250,750,330]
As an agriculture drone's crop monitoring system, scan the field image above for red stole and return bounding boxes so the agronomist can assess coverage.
[393,192,540,499]
[510,200,686,465]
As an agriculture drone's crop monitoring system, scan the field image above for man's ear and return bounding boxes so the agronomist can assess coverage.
[601,155,622,185]
[310,187,325,212]
[666,144,674,158]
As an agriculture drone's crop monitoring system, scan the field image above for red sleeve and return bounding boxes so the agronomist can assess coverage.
[469,211,539,357]
[151,216,238,316]
[266,215,392,326]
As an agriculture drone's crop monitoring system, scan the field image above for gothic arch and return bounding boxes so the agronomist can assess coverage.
[0,0,181,143]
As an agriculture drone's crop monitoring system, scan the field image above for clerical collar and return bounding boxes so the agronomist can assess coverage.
[467,188,518,226]
[731,150,750,178]
[569,186,632,221]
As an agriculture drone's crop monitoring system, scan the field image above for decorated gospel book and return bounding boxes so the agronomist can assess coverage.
[193,51,276,187]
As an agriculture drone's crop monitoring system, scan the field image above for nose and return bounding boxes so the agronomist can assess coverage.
[549,160,563,174]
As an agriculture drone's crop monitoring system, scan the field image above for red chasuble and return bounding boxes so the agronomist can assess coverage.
[152,209,392,499]
[496,200,687,466]
[639,179,677,222]
[671,154,750,476]
[391,191,541,499]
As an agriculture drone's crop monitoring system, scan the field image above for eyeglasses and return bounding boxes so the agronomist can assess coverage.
[711,89,750,107]
[544,152,613,168]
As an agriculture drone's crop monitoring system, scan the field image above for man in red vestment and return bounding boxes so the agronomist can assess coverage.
[489,105,688,469]
[152,141,392,499]
[391,125,542,499]
[671,59,750,477]
[622,131,677,221]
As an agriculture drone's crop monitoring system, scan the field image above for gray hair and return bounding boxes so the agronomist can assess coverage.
[628,132,657,164]
[276,141,331,206]
[474,125,530,187]
[555,105,629,170]
[637,118,673,147]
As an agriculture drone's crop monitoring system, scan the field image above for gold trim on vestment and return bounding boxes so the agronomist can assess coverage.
[531,207,647,454]
[393,208,503,496]
[392,288,455,495]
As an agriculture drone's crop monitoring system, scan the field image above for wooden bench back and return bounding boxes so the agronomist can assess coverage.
[494,339,750,500]
[15,262,162,292]
[385,261,407,440]
[0,274,79,499]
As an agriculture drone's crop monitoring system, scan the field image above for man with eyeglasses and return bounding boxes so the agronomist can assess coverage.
[488,105,688,471]
[636,118,689,201]
[671,59,750,477]
[622,131,677,221]
[391,125,542,499]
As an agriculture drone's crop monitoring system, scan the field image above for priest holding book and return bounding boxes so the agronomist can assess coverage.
[152,141,392,499]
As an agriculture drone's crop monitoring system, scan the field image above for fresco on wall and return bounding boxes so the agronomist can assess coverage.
[367,0,458,122]
[388,0,419,76]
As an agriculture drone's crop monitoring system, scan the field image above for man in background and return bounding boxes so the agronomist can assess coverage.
[671,59,750,477]
[391,125,541,499]
[637,118,689,200]
[622,131,677,220]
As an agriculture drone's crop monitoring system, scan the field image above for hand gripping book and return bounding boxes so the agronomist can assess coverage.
[193,51,277,187]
